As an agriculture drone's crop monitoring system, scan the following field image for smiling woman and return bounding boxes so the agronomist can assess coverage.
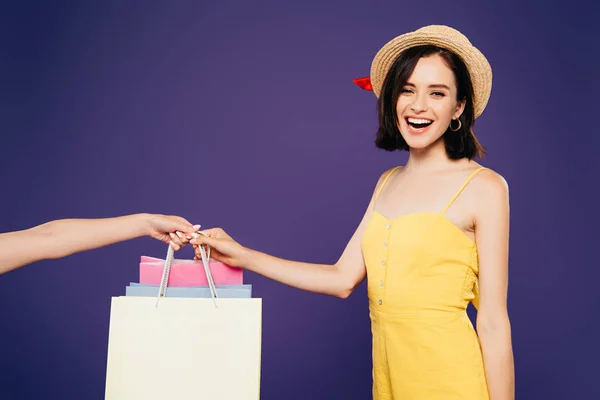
[190,25,514,400]
[375,44,485,160]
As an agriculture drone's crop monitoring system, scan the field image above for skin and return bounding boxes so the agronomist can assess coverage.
[191,54,514,399]
[0,213,199,274]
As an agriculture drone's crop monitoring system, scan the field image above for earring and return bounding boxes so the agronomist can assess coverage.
[450,119,462,132]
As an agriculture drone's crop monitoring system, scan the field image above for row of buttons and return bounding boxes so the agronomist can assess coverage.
[378,226,390,305]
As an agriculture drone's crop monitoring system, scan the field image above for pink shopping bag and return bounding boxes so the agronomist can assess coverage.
[139,256,243,287]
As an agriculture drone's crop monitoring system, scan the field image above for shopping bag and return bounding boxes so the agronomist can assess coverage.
[104,237,262,400]
[140,255,243,287]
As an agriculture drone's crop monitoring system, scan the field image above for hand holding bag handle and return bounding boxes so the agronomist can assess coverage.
[155,231,219,308]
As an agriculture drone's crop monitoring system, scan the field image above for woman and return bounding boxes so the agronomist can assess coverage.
[192,25,514,400]
[0,213,199,274]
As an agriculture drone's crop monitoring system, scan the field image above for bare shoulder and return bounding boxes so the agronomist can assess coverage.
[374,165,404,191]
[474,168,509,198]
[381,165,405,179]
[364,165,405,208]
[470,167,510,214]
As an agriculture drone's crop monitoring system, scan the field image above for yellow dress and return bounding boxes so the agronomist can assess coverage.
[361,167,490,400]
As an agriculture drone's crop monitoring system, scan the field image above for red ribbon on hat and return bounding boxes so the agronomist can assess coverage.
[353,77,373,91]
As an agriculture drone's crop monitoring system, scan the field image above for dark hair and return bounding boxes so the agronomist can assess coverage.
[375,45,485,159]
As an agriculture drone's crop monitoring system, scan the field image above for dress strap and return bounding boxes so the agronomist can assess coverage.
[441,167,488,214]
[375,166,401,201]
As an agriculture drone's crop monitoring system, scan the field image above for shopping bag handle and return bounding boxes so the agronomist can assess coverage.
[155,231,218,308]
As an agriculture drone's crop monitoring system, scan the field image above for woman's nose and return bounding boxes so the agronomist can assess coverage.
[410,94,428,113]
[410,102,427,113]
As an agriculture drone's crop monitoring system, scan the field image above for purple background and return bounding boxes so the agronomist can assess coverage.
[1,1,598,399]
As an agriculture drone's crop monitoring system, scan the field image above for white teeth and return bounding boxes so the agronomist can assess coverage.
[407,118,433,124]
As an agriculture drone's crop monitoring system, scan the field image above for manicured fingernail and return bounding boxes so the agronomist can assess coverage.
[193,224,201,230]
[169,233,176,239]
[176,231,183,238]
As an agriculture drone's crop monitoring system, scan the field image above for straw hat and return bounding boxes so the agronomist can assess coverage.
[355,25,492,118]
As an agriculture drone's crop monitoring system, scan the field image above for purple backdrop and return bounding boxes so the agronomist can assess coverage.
[0,1,598,399]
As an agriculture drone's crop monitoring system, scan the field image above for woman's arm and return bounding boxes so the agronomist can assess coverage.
[191,169,395,298]
[0,213,199,274]
[473,170,515,400]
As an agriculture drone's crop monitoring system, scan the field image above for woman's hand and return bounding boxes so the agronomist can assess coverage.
[190,227,248,268]
[145,214,200,250]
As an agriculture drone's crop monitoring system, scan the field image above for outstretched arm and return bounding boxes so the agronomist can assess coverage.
[190,169,396,298]
[0,213,199,274]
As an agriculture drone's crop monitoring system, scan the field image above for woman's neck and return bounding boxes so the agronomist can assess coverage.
[404,139,471,173]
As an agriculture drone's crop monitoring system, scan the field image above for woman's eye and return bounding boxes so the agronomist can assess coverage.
[432,91,445,97]
[401,89,413,94]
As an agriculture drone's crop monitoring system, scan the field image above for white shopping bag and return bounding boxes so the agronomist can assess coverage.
[104,239,262,400]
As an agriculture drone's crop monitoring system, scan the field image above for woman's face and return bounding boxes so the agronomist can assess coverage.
[396,54,465,150]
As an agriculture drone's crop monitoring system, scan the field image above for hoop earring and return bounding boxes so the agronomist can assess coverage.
[450,119,462,132]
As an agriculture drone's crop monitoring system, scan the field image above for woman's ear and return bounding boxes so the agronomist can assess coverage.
[454,98,466,120]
